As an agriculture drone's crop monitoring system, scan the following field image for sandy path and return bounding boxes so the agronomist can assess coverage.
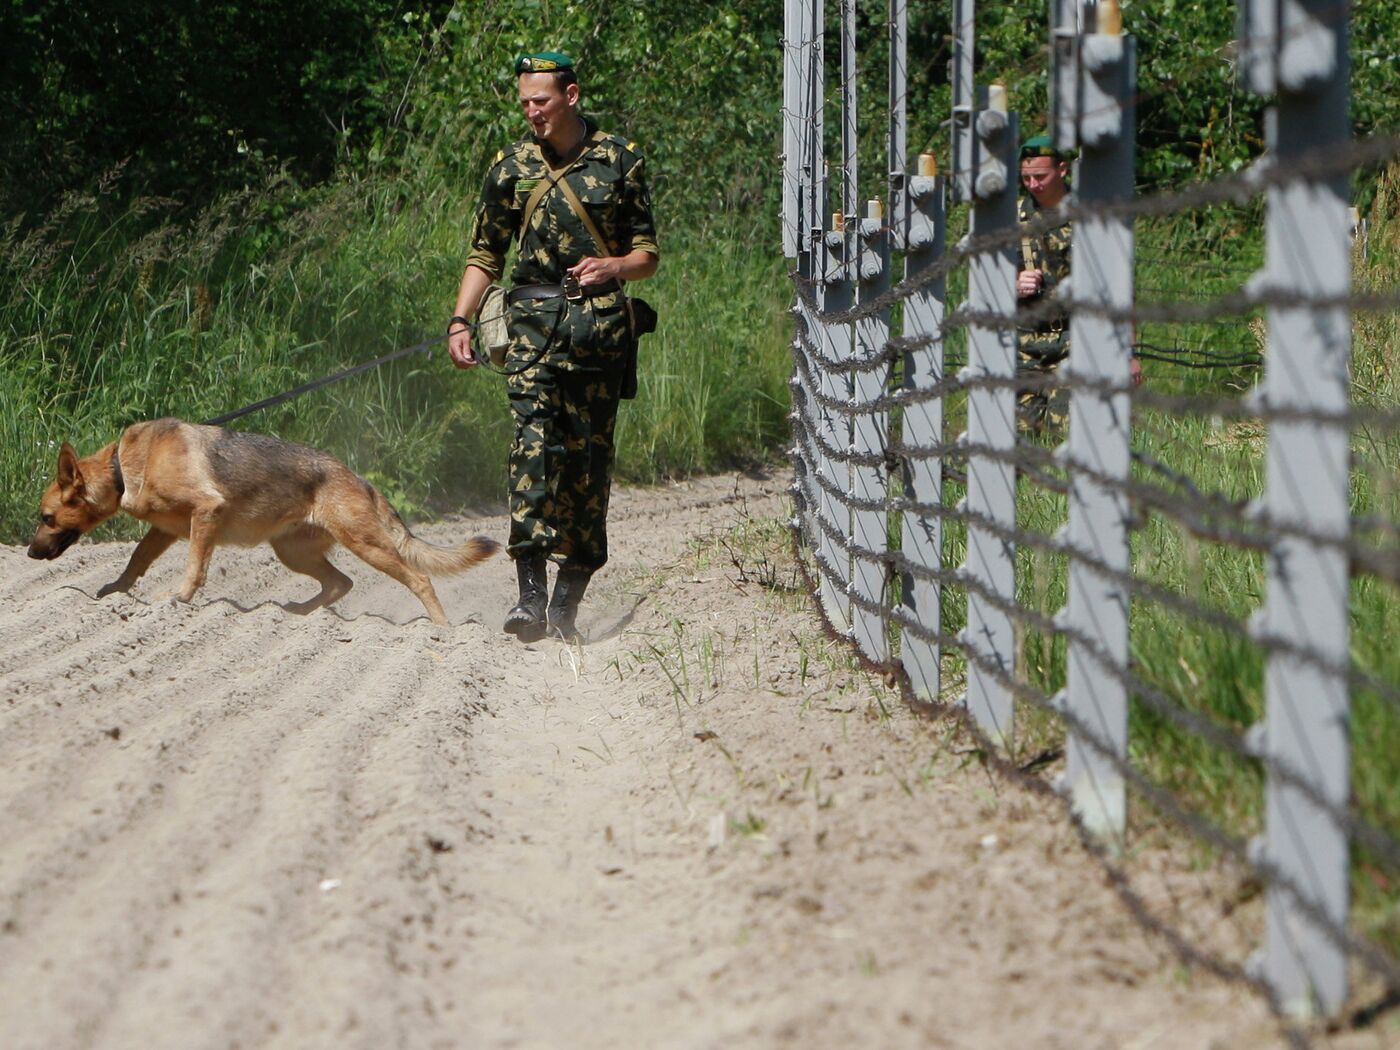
[0,471,1388,1049]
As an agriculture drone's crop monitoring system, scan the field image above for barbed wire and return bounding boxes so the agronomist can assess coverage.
[789,503,1400,1000]
[789,132,1400,330]
[1132,341,1262,369]
[784,505,1316,1048]
[793,316,1400,592]
[793,267,1400,401]
[788,393,1400,720]
[784,2,1400,1030]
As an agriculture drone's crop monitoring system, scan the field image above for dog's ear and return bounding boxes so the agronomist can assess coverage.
[56,442,84,494]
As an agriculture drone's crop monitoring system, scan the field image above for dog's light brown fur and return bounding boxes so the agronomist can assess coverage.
[27,418,499,626]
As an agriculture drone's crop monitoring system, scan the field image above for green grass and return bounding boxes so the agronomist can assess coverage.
[7,115,1398,972]
[935,193,1400,956]
[0,175,792,543]
[825,189,1400,958]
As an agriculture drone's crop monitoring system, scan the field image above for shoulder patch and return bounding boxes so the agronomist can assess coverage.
[596,130,640,158]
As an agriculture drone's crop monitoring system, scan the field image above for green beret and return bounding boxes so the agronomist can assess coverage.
[514,51,575,75]
[1020,134,1065,160]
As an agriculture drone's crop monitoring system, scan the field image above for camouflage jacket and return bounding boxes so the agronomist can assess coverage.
[465,118,659,286]
[1017,194,1071,335]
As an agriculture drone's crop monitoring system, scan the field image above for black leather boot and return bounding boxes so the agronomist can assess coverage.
[503,556,548,641]
[547,566,592,641]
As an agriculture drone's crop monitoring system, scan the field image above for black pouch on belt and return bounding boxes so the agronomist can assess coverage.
[620,296,659,400]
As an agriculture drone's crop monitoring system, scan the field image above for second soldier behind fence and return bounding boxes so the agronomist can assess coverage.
[1016,134,1074,433]
[446,50,659,642]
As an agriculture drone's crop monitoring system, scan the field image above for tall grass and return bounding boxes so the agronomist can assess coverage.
[869,191,1399,953]
[976,193,1400,954]
[0,168,792,541]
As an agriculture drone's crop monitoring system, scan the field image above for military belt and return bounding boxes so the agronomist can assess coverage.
[508,281,620,305]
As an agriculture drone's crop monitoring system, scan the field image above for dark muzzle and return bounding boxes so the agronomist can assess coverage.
[28,528,81,560]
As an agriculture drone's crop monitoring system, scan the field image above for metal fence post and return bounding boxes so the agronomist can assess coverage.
[840,0,859,222]
[852,205,891,664]
[786,0,819,550]
[782,0,801,259]
[900,154,947,702]
[959,92,1020,748]
[816,220,855,634]
[804,0,825,268]
[1053,4,1136,845]
[1241,0,1353,1018]
[888,0,909,250]
[950,0,976,205]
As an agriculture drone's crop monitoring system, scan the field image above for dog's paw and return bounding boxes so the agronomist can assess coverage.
[96,580,131,598]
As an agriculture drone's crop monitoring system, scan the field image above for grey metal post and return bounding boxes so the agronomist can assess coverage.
[1241,0,1353,1019]
[782,0,801,258]
[805,0,825,263]
[888,0,909,247]
[841,0,859,221]
[950,0,976,203]
[788,0,819,550]
[900,156,947,702]
[1054,12,1136,845]
[818,223,855,633]
[852,208,892,664]
[959,101,1020,747]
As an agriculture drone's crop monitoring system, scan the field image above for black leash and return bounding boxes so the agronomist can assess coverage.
[479,304,565,378]
[199,297,571,429]
[201,331,448,427]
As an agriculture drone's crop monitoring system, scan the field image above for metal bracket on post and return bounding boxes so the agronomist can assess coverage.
[852,204,892,665]
[1057,2,1136,849]
[961,97,1019,749]
[900,154,947,703]
[1249,0,1352,1021]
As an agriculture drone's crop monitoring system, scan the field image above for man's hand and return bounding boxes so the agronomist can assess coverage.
[1130,355,1144,388]
[1017,269,1044,299]
[568,255,621,288]
[448,324,478,369]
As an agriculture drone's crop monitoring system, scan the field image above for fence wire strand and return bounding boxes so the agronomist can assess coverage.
[783,0,1400,1036]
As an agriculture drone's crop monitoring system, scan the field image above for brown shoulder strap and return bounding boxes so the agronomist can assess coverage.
[554,175,611,257]
[518,127,613,257]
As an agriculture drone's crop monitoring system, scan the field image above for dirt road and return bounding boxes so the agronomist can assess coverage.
[0,471,1382,1049]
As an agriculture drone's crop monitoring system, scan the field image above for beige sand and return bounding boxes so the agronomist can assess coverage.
[0,471,1390,1049]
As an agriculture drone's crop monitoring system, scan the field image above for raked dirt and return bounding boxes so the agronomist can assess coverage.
[0,470,1391,1050]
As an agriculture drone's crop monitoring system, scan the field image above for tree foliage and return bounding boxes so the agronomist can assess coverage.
[2,1,1396,228]
[0,0,454,216]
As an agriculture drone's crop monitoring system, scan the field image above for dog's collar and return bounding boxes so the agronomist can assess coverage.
[112,447,126,498]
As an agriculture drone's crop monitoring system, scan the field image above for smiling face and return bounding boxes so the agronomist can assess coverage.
[517,72,581,151]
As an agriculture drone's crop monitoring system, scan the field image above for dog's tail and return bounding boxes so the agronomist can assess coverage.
[368,487,501,576]
[399,532,502,576]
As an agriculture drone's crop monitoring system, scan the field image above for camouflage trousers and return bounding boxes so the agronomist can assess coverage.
[504,294,631,570]
[1016,333,1070,435]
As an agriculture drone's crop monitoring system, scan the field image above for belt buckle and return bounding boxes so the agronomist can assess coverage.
[563,274,583,303]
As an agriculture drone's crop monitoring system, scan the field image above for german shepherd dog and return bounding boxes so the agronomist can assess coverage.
[27,418,500,626]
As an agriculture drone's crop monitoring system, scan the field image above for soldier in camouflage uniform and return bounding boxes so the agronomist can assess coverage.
[447,51,659,642]
[1016,135,1073,434]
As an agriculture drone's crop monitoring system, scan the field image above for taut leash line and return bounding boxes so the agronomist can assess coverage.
[201,332,448,427]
